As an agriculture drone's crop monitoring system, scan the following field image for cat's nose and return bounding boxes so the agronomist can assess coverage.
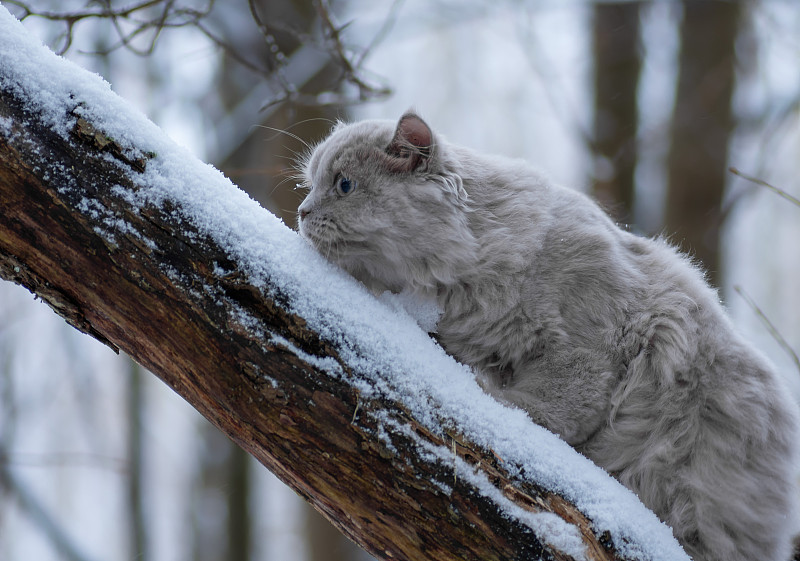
[299,207,310,220]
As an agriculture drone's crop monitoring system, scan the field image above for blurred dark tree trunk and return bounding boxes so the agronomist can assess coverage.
[227,446,252,561]
[590,1,642,223]
[304,500,367,561]
[191,427,252,561]
[665,1,741,288]
[127,359,148,561]
[192,428,228,561]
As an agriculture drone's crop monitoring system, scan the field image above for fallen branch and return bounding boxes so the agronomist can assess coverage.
[0,8,686,561]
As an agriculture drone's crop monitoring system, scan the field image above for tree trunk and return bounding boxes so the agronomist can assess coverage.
[665,1,741,288]
[0,26,672,561]
[304,499,367,561]
[127,359,149,561]
[590,1,643,224]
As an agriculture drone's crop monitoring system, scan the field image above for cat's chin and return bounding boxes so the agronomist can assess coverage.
[298,223,336,256]
[297,231,382,289]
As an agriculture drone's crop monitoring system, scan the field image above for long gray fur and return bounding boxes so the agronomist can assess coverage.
[297,112,800,561]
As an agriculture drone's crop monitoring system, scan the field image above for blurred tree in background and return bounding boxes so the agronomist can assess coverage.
[1,1,799,560]
[590,0,745,288]
[665,0,741,288]
[590,1,642,223]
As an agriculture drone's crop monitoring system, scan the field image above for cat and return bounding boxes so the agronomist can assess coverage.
[296,111,800,561]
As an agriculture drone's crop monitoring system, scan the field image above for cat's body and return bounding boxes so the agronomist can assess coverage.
[297,113,800,561]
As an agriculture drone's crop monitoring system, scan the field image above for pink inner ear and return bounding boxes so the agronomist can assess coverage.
[397,114,432,149]
[386,113,433,173]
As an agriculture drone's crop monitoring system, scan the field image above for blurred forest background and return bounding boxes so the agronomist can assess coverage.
[1,1,799,560]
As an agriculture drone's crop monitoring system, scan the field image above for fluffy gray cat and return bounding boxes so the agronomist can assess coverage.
[296,112,800,561]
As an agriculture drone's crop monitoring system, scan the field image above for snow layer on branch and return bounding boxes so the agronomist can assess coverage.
[0,7,688,560]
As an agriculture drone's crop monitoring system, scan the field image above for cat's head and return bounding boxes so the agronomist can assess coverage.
[297,112,476,293]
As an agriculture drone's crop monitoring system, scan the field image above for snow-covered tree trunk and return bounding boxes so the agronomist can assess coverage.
[0,78,604,561]
[0,8,688,561]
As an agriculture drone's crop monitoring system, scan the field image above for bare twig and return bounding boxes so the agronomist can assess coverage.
[315,0,391,102]
[6,0,211,55]
[5,0,395,106]
[0,443,103,561]
[193,20,265,76]
[2,452,127,472]
[247,0,295,95]
[6,0,166,21]
[734,285,800,376]
[729,167,800,209]
[354,0,405,70]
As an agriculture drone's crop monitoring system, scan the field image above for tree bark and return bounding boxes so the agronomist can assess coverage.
[0,70,641,561]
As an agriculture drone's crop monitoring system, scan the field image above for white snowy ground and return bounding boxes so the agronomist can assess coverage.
[0,6,689,561]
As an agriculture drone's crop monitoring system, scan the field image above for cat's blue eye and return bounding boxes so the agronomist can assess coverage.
[337,175,356,195]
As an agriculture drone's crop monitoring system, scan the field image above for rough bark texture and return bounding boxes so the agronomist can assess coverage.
[0,83,633,561]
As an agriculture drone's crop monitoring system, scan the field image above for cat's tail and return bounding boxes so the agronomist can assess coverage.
[593,324,800,561]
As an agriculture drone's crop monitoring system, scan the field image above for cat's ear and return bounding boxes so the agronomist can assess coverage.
[386,112,433,173]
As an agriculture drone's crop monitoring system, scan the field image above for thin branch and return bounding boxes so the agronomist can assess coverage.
[5,0,166,21]
[5,0,197,55]
[6,0,393,106]
[247,0,295,95]
[354,0,405,70]
[729,167,800,209]
[734,286,800,376]
[0,444,103,561]
[2,452,127,472]
[315,0,391,102]
[194,20,265,76]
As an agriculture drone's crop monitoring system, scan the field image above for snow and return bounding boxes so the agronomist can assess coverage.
[379,413,589,560]
[0,6,688,560]
[378,289,443,333]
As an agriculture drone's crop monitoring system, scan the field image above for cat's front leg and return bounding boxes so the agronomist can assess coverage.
[478,348,617,446]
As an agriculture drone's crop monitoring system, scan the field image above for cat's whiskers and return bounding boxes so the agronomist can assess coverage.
[252,124,313,152]
[334,238,343,266]
[270,175,309,200]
